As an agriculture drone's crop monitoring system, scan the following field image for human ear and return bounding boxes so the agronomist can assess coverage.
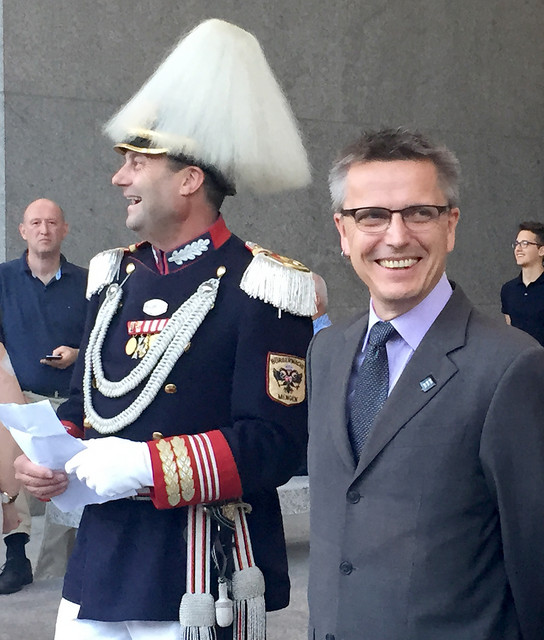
[179,166,206,196]
[333,213,351,258]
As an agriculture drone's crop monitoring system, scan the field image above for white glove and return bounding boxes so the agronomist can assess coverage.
[65,437,153,497]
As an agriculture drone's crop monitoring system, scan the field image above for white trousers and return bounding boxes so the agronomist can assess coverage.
[55,599,181,640]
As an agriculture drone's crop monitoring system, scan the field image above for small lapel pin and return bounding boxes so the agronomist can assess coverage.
[419,375,436,392]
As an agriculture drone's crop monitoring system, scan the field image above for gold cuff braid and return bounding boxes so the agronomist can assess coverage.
[170,436,196,502]
[157,439,181,506]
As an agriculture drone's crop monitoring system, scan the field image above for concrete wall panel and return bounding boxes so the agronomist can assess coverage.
[2,1,543,322]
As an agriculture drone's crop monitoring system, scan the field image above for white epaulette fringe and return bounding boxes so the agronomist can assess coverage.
[86,248,126,299]
[240,242,316,317]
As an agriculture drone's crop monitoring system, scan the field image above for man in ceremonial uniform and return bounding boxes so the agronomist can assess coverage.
[16,19,313,640]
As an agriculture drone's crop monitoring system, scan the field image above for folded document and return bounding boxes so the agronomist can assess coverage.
[0,400,135,512]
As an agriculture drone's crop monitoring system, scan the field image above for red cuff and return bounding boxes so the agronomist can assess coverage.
[61,420,84,439]
[148,430,242,509]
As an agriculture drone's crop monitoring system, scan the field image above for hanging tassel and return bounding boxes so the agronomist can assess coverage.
[180,504,217,640]
[232,566,266,640]
[179,593,216,640]
[240,243,316,317]
[215,578,234,628]
[232,505,266,640]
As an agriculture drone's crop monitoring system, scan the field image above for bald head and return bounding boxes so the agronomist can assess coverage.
[23,199,65,223]
[19,198,68,259]
[312,272,329,320]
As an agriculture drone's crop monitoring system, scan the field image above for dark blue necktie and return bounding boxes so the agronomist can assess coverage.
[349,321,396,459]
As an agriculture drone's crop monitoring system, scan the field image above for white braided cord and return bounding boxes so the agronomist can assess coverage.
[84,277,220,435]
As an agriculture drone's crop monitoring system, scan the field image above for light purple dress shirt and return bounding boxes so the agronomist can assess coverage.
[349,273,453,402]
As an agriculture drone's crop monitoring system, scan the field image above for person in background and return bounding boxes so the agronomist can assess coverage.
[307,128,544,640]
[501,221,544,345]
[311,273,332,334]
[0,344,28,583]
[0,199,88,592]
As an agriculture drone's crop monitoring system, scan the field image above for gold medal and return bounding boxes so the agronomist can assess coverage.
[136,335,149,359]
[125,336,138,356]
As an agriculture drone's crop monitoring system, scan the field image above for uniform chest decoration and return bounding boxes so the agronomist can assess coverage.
[83,265,227,435]
[125,318,170,359]
[142,299,169,316]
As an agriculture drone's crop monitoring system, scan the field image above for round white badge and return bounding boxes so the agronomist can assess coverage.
[143,299,168,316]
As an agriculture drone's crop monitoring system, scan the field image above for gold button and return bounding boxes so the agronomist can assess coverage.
[152,431,164,440]
[184,342,191,352]
[126,263,136,274]
[83,418,91,429]
[164,383,177,394]
[217,265,227,277]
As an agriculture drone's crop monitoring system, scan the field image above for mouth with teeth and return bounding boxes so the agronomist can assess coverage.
[377,258,419,269]
[127,196,142,206]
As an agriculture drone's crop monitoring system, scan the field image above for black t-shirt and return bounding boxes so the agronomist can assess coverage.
[501,271,544,346]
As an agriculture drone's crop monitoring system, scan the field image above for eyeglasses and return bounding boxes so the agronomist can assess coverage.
[512,240,542,249]
[340,205,451,233]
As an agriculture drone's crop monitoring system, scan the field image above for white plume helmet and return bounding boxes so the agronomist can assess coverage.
[104,19,311,195]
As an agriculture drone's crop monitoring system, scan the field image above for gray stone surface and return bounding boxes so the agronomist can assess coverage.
[278,476,310,515]
[1,1,542,320]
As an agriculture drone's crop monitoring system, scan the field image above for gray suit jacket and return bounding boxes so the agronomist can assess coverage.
[308,284,544,640]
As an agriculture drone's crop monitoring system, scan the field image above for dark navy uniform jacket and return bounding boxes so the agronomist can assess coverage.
[57,217,312,621]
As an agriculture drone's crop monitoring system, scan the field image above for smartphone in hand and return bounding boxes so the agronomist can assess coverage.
[44,354,62,360]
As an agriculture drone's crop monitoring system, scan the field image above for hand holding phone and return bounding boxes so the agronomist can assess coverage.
[44,354,63,360]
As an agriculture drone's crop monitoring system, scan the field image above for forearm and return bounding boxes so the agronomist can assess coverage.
[0,344,26,495]
[0,424,21,496]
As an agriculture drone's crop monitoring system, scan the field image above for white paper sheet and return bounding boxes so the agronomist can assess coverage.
[0,401,135,511]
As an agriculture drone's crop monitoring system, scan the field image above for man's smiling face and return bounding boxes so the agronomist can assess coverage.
[334,159,459,320]
[111,151,184,240]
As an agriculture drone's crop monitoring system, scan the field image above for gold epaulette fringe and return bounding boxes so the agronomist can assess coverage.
[240,242,316,317]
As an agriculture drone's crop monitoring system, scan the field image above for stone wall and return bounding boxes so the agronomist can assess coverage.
[2,1,543,320]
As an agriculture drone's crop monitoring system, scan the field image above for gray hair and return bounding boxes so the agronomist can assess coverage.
[329,128,461,211]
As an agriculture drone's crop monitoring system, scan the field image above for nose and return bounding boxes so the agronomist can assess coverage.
[383,211,411,246]
[112,163,130,186]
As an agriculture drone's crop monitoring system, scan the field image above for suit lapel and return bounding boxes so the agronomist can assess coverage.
[327,313,368,471]
[355,286,473,477]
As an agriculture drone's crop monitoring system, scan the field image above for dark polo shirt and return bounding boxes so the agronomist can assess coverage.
[501,271,544,346]
[0,252,88,396]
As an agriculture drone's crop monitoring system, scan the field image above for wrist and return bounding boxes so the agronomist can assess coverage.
[1,490,19,505]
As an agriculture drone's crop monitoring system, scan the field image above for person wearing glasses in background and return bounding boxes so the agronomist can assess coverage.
[501,222,544,346]
[307,128,544,640]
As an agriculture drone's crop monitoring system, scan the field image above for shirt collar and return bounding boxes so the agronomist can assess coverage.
[151,215,231,274]
[21,251,66,281]
[516,270,544,287]
[368,273,453,351]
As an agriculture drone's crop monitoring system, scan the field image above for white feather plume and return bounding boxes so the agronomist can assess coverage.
[104,19,311,194]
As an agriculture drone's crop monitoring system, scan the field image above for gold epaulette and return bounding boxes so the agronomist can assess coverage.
[239,242,316,317]
[85,247,127,299]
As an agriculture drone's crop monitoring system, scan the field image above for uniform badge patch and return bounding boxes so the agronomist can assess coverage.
[267,352,306,406]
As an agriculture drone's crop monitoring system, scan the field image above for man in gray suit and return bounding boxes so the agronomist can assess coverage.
[307,128,544,640]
